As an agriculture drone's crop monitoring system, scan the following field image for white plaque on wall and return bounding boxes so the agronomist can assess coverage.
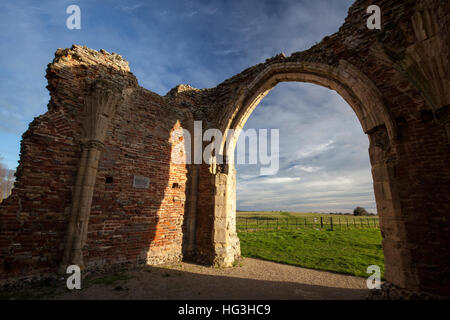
[133,175,150,189]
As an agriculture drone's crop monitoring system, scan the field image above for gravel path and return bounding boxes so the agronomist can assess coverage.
[55,258,370,300]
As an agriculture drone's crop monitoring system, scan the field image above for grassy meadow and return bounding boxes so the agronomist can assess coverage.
[236,211,384,278]
[237,211,379,231]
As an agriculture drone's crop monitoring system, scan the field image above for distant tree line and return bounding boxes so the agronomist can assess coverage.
[0,159,15,203]
[352,206,376,216]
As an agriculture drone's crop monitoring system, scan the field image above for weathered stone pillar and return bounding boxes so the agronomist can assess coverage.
[59,79,124,272]
[368,126,421,297]
[212,163,240,267]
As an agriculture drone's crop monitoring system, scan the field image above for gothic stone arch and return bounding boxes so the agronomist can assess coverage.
[207,59,398,267]
[0,0,449,299]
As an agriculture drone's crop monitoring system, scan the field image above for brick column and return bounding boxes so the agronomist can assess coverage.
[59,80,124,272]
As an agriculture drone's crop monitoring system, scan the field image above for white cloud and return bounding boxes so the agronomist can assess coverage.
[294,140,334,159]
[290,165,321,173]
[248,177,302,185]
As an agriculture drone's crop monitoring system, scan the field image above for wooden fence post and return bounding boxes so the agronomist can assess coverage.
[330,217,333,231]
[320,217,323,229]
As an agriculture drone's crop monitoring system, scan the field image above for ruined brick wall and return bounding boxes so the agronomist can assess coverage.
[0,46,191,284]
[0,0,448,298]
[84,85,190,270]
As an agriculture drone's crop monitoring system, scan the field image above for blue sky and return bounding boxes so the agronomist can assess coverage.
[0,0,376,212]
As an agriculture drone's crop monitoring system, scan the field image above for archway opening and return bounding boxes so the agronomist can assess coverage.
[231,81,385,279]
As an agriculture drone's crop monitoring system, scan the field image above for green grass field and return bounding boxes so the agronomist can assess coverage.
[237,211,384,279]
[237,210,378,220]
[236,211,379,232]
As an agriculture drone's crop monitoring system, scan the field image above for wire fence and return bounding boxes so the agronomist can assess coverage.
[236,216,379,232]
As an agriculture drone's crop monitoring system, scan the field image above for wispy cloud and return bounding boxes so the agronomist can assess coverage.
[119,3,146,12]
[294,140,335,159]
[289,165,322,173]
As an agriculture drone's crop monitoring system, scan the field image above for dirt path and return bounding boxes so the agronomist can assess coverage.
[54,258,370,300]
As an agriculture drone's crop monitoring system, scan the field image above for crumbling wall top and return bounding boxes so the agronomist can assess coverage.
[52,44,131,73]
